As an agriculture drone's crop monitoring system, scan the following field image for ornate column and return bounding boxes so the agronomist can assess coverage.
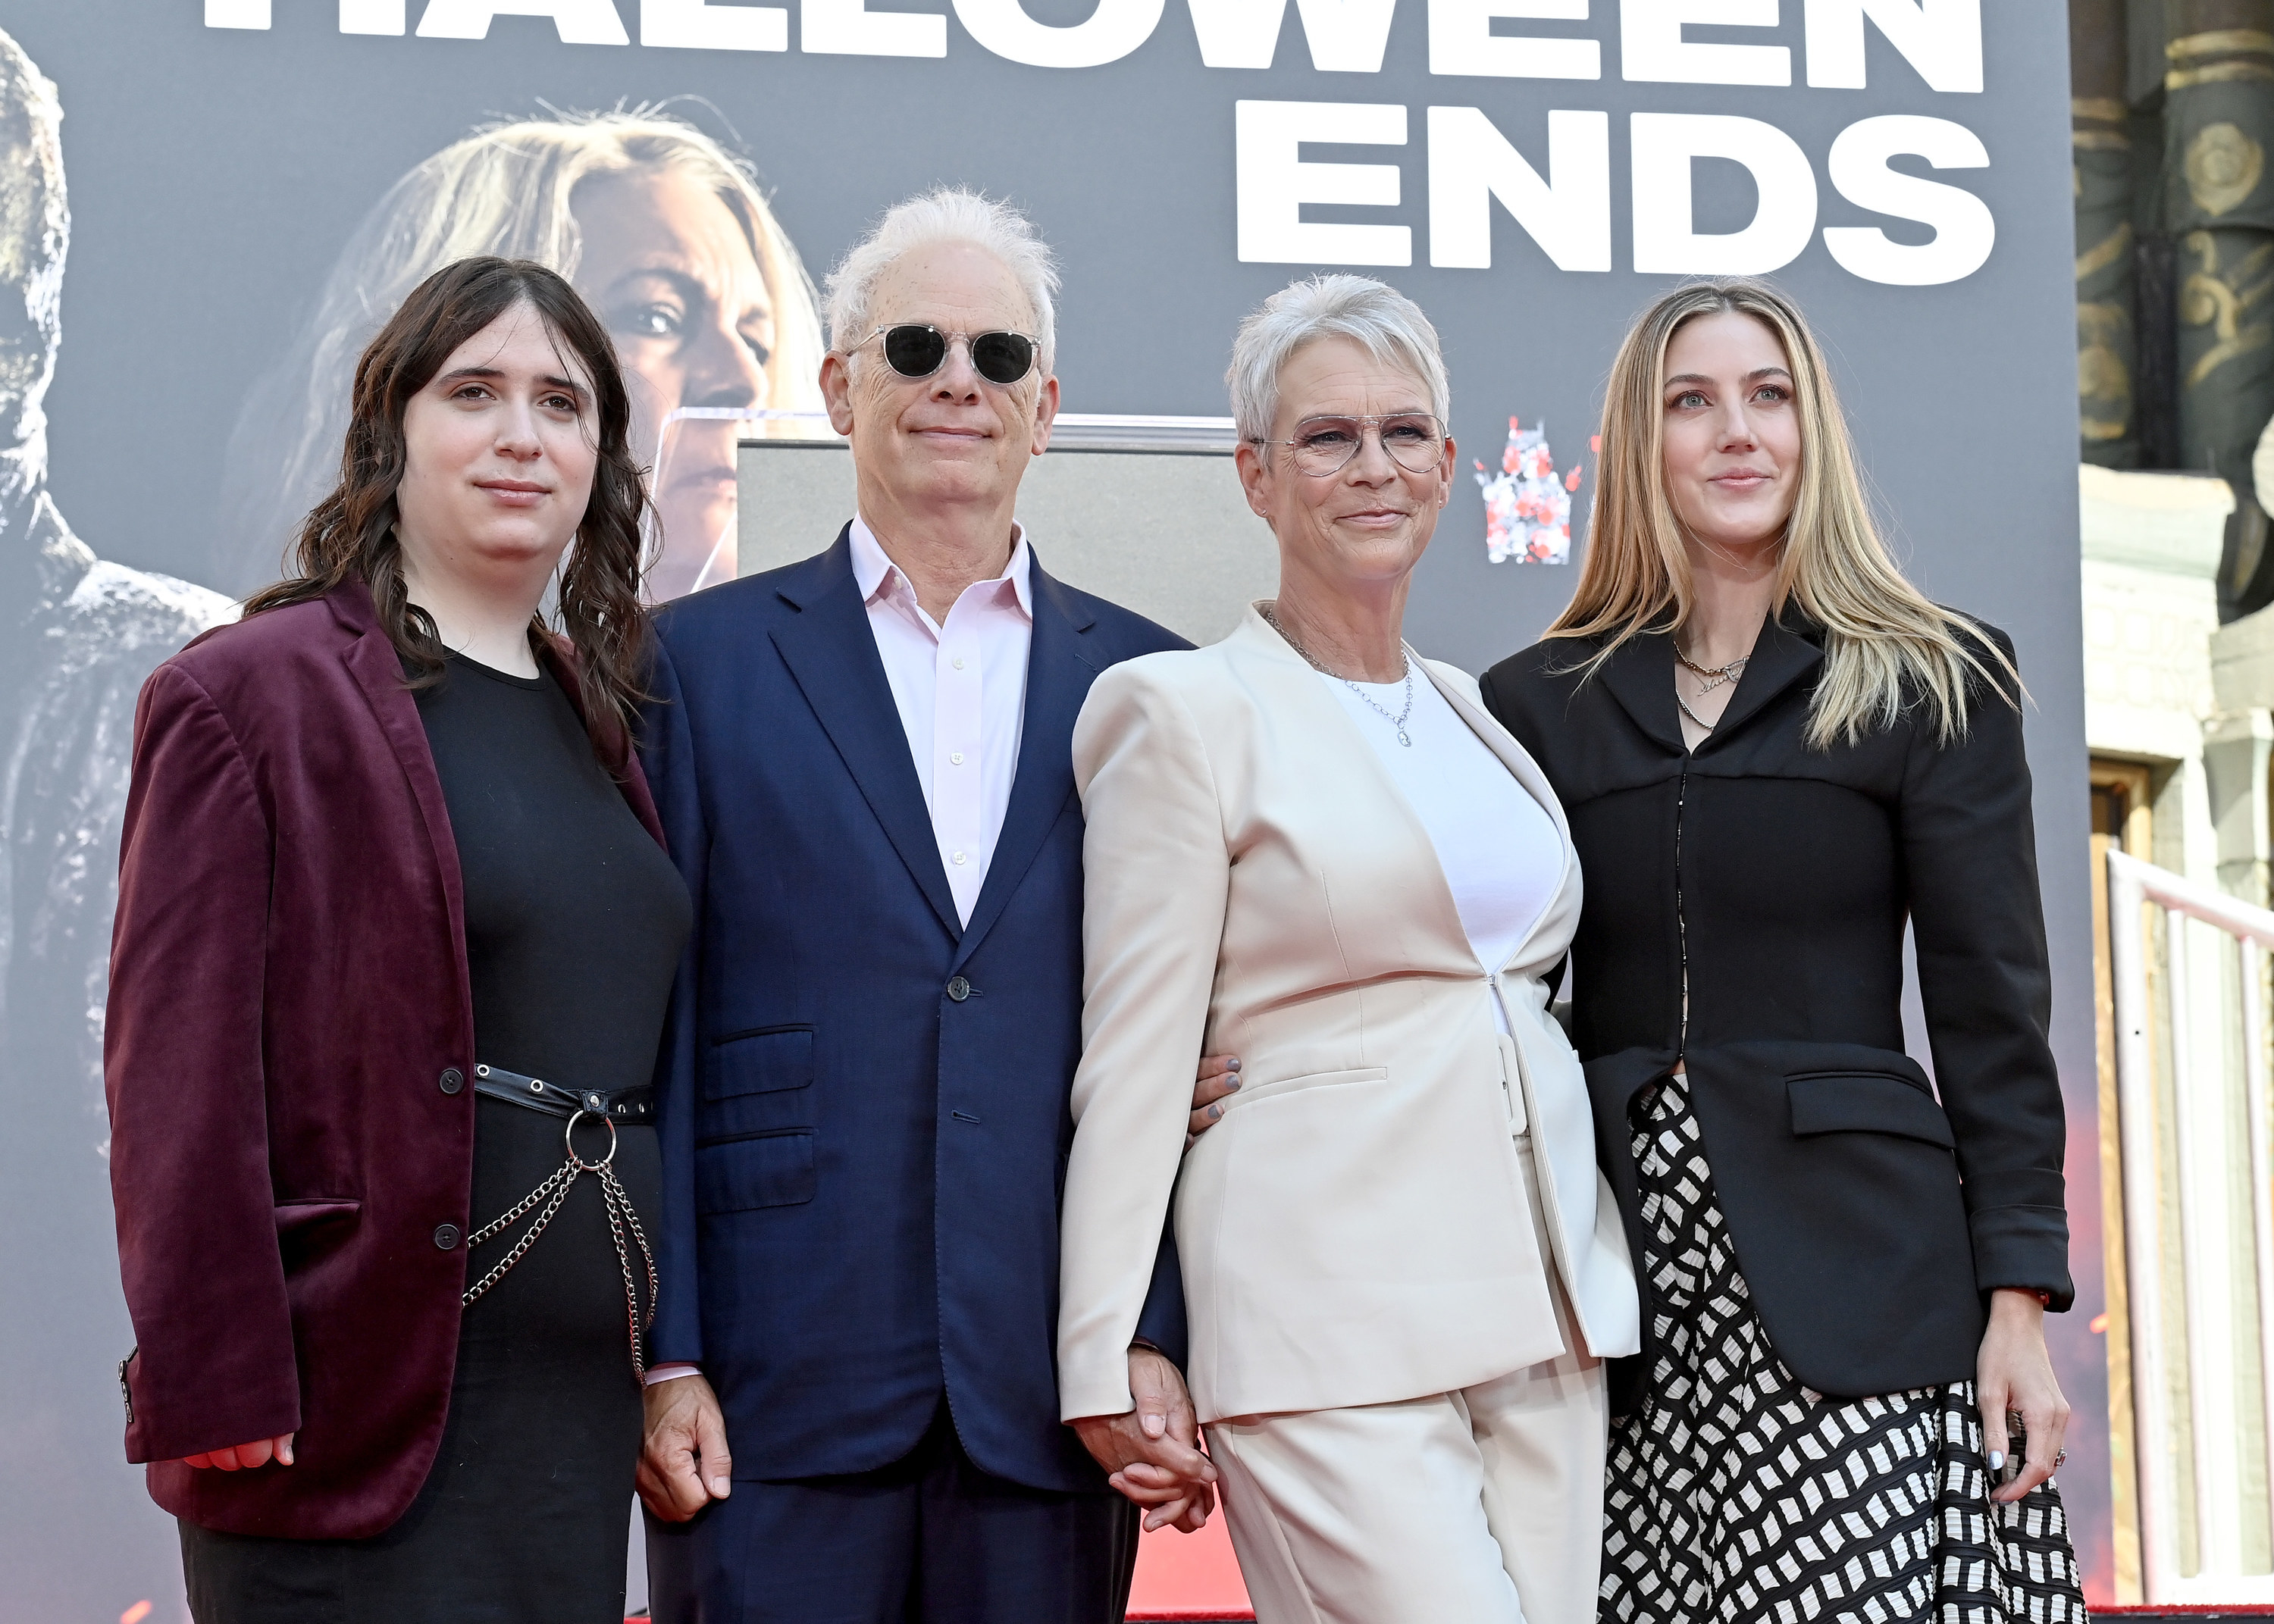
[2078,0,2138,465]
[2167,1,2274,609]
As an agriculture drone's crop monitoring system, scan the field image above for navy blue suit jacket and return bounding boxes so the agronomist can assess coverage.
[641,531,1190,1494]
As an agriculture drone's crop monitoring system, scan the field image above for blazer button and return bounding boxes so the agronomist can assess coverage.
[439,1068,464,1096]
[434,1224,462,1250]
[946,976,972,1003]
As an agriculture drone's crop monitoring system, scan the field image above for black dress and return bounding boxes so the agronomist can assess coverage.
[179,652,691,1623]
[1481,615,2083,1623]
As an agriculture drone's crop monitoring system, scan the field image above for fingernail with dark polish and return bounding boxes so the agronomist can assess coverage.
[1208,1103,1223,1119]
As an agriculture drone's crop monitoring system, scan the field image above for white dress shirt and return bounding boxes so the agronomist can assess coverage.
[848,515,1034,927]
[643,515,1038,1389]
[1321,669,1562,1036]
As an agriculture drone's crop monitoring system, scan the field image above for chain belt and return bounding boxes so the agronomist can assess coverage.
[461,1064,657,1381]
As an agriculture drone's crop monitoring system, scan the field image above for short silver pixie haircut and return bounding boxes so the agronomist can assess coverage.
[824,186,1060,374]
[1227,274,1451,446]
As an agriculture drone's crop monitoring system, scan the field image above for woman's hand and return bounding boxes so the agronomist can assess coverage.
[180,1434,295,1471]
[1188,1056,1242,1148]
[1977,1288,2069,1504]
[1070,1348,1219,1532]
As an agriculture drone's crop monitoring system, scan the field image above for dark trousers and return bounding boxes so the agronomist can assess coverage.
[644,1402,1139,1624]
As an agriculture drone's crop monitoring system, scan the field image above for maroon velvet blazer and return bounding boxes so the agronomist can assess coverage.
[105,580,663,1539]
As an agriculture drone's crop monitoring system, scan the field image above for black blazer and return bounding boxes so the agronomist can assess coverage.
[1480,612,2071,1401]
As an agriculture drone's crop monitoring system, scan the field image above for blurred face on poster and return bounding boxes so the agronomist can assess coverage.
[575,164,776,602]
[0,40,62,474]
[221,113,828,603]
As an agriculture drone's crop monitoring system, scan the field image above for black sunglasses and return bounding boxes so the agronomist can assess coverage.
[859,324,1039,386]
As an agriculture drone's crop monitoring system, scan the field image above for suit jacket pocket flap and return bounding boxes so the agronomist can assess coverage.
[1232,1065,1389,1109]
[704,1026,815,1101]
[696,1129,817,1213]
[1787,1072,1955,1149]
[273,1198,362,1234]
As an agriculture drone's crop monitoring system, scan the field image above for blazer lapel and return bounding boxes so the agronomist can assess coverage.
[328,585,471,1000]
[951,559,1095,969]
[1699,611,1825,748]
[1594,631,1687,755]
[540,639,667,847]
[768,531,962,942]
[1238,610,1478,977]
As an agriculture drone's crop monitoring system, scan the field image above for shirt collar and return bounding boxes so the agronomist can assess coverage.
[848,515,1034,621]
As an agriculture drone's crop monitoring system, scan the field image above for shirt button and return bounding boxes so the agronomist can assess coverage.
[952,850,968,865]
[950,752,965,766]
[946,976,972,1003]
[434,1224,462,1251]
[439,1068,464,1096]
[952,656,966,670]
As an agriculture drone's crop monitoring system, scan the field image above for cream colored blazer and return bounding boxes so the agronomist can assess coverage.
[1057,609,1640,1425]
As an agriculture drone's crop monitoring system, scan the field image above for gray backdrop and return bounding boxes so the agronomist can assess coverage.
[737,438,1280,642]
[0,2,2093,1616]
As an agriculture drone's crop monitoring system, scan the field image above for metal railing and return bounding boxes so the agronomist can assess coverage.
[2109,848,2274,1601]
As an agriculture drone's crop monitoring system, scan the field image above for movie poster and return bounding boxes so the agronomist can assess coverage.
[0,2,2090,1616]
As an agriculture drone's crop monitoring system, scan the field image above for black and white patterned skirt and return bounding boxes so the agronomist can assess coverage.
[1599,1073,2084,1624]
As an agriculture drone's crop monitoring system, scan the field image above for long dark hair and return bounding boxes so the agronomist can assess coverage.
[243,256,652,764]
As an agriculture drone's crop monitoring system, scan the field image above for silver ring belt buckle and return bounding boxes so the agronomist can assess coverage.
[564,1108,619,1170]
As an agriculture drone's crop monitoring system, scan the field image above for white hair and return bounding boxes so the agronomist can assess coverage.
[823,187,1060,374]
[1226,274,1450,445]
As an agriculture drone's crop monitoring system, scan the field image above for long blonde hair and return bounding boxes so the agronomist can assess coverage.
[217,108,825,591]
[1548,279,2014,748]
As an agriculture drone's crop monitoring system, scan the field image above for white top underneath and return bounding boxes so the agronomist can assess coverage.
[1321,667,1562,1034]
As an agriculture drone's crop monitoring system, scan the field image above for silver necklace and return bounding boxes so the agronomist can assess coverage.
[1672,640,1749,735]
[1261,604,1415,746]
[1674,644,1749,697]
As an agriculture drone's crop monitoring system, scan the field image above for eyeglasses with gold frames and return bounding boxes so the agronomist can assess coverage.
[1254,413,1448,477]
